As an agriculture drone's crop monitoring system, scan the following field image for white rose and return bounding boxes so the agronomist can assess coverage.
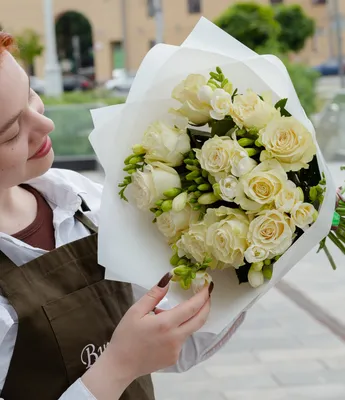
[230,89,278,131]
[247,210,295,257]
[244,246,269,263]
[177,222,210,264]
[192,271,213,294]
[171,74,212,125]
[142,121,191,167]
[275,181,304,213]
[210,89,232,120]
[291,202,318,229]
[219,176,239,202]
[259,115,317,172]
[235,159,288,211]
[206,208,249,268]
[195,136,233,177]
[156,205,198,240]
[131,162,181,211]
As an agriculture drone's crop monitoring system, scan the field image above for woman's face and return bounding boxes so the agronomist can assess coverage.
[0,51,55,190]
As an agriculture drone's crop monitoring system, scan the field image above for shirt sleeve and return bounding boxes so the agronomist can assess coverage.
[58,379,96,400]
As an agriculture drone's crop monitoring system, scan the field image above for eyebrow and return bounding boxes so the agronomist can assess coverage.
[0,81,31,136]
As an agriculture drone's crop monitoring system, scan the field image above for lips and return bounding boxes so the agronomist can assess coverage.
[29,137,52,160]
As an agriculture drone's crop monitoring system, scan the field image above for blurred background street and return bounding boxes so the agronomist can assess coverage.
[2,0,345,398]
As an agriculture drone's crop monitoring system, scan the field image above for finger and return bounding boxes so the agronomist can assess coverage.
[161,284,212,326]
[131,272,172,317]
[179,298,211,336]
[154,308,166,315]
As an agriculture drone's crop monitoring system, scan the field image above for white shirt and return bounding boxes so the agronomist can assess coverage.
[0,168,244,399]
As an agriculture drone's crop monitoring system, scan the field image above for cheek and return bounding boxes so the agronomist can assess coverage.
[0,141,29,186]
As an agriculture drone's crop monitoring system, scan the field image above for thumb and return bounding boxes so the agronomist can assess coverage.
[133,273,172,316]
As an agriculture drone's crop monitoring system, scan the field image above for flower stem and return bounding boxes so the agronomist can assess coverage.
[328,231,345,255]
[322,243,337,270]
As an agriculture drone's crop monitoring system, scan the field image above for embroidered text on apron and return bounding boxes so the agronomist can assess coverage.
[0,205,155,400]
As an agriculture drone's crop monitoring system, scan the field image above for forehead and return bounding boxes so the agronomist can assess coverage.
[0,52,29,124]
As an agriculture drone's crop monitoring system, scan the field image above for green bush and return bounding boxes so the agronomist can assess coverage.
[42,90,125,106]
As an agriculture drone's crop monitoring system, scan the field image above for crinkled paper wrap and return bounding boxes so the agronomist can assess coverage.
[89,18,336,334]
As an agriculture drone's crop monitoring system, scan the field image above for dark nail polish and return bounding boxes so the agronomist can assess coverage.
[208,282,214,296]
[158,272,172,288]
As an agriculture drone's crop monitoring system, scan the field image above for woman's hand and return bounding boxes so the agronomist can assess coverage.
[82,272,213,400]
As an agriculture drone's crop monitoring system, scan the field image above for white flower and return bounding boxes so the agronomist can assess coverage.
[244,246,269,264]
[248,269,265,288]
[156,205,198,240]
[275,181,304,213]
[210,88,232,120]
[229,139,257,177]
[235,159,288,211]
[291,202,318,229]
[172,192,188,212]
[131,162,181,211]
[142,121,191,167]
[192,271,213,294]
[259,115,317,172]
[195,136,233,177]
[206,208,249,268]
[219,176,239,202]
[230,89,278,131]
[198,85,214,104]
[247,209,295,257]
[177,222,210,264]
[171,74,212,125]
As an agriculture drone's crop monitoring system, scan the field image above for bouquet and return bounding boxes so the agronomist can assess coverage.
[89,18,339,334]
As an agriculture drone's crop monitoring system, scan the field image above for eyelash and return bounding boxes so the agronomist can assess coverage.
[7,130,21,144]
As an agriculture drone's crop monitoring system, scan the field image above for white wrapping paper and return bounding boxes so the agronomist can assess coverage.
[89,18,336,334]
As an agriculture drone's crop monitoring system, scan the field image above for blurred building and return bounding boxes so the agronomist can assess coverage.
[0,0,343,83]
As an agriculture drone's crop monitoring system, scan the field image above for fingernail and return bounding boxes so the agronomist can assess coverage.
[208,282,214,296]
[158,272,172,288]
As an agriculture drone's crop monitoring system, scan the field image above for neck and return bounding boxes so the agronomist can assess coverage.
[0,185,38,235]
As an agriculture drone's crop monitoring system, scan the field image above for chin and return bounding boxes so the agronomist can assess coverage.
[27,148,55,181]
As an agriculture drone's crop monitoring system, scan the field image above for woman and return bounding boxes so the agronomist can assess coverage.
[0,32,244,400]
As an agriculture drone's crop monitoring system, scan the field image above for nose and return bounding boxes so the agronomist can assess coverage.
[27,108,55,140]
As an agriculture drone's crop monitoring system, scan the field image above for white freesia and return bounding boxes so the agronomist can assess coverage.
[171,74,212,124]
[131,162,181,211]
[198,85,214,104]
[244,245,269,264]
[177,222,211,264]
[235,159,288,211]
[192,271,213,294]
[248,269,264,288]
[156,205,198,240]
[259,115,317,172]
[195,136,233,177]
[291,202,318,229]
[219,176,239,202]
[275,180,304,213]
[229,139,257,177]
[142,121,191,167]
[247,209,295,257]
[205,208,249,268]
[210,88,232,120]
[230,89,278,131]
[172,192,188,212]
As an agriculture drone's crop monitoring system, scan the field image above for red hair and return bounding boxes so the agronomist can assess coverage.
[0,32,15,54]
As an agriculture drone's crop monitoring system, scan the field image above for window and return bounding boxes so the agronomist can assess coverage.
[270,0,283,4]
[147,0,155,17]
[188,0,201,14]
[312,0,326,4]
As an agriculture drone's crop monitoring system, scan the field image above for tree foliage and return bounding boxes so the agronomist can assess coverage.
[14,29,44,73]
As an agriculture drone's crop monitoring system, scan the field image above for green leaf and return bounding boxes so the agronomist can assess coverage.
[231,88,238,102]
[235,264,251,284]
[187,128,214,149]
[211,119,236,137]
[274,98,291,117]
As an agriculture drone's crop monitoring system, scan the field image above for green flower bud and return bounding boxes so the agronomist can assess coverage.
[194,177,205,185]
[124,154,135,165]
[313,210,319,222]
[213,183,222,198]
[186,170,201,180]
[187,185,198,192]
[223,82,233,94]
[198,193,219,205]
[129,156,143,165]
[188,151,196,159]
[172,192,188,212]
[198,183,212,192]
[123,176,132,184]
[161,200,173,212]
[216,66,222,74]
[127,169,136,175]
[170,254,181,266]
[238,138,255,147]
[252,262,264,272]
[123,164,139,172]
[186,165,199,172]
[194,191,202,198]
[202,170,209,178]
[192,205,202,211]
[184,159,195,165]
[177,259,188,266]
[263,265,273,280]
[132,144,146,155]
[150,208,157,213]
[189,198,198,204]
[204,257,213,264]
[173,266,189,276]
[155,199,164,207]
[236,129,247,137]
[297,187,304,202]
[163,187,182,198]
[155,210,163,217]
[255,139,263,147]
[246,148,260,157]
[309,187,318,202]
[264,259,272,266]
